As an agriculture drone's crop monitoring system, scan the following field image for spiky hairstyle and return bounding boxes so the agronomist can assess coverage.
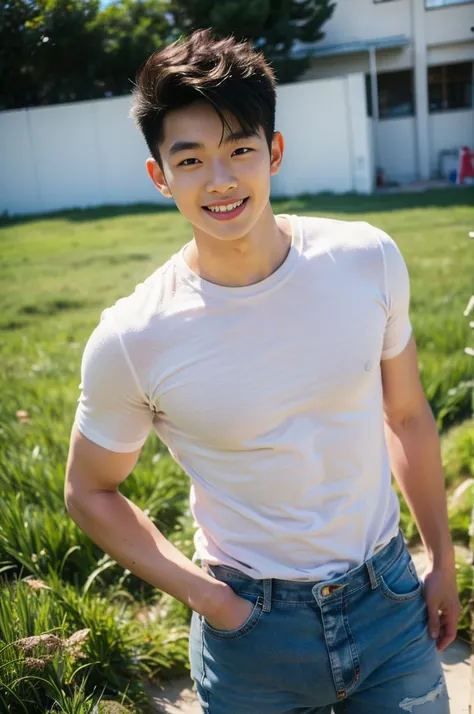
[131,29,277,167]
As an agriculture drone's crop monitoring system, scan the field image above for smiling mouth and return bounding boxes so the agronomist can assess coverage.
[203,197,249,214]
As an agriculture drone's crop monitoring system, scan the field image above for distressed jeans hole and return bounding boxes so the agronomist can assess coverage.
[399,676,447,712]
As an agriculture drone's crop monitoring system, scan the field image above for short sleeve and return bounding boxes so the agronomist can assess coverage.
[379,231,413,360]
[74,314,154,452]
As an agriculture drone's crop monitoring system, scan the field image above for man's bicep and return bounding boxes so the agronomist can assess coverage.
[381,335,426,424]
[65,423,142,501]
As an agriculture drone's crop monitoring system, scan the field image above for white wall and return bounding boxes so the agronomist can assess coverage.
[312,0,472,54]
[425,2,474,47]
[376,117,418,184]
[315,0,412,48]
[302,54,370,81]
[0,96,165,216]
[29,102,103,213]
[93,97,160,205]
[272,74,373,197]
[429,109,474,176]
[428,42,474,66]
[0,110,43,215]
[301,47,414,83]
[0,74,373,216]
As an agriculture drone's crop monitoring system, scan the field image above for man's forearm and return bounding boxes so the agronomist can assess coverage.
[384,398,455,569]
[66,490,227,617]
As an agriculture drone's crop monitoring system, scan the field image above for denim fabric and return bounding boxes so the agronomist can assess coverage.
[189,530,449,713]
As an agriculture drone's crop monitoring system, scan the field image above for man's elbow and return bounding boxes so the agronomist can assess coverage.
[64,471,119,516]
[64,468,92,516]
[384,396,434,431]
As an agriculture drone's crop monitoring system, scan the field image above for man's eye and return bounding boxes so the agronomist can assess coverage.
[179,158,200,167]
[233,148,253,156]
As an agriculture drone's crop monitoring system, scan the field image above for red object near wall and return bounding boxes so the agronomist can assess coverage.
[457,146,474,184]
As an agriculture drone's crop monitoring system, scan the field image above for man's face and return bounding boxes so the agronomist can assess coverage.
[147,101,284,242]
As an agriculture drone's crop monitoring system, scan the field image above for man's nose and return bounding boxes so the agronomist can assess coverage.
[205,161,238,193]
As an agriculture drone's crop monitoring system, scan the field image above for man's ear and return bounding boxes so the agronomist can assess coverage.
[269,131,284,177]
[146,158,172,198]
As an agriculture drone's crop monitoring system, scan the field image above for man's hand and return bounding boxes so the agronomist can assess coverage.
[422,565,462,652]
[201,584,256,632]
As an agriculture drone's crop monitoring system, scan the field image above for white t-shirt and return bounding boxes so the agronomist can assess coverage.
[75,214,412,581]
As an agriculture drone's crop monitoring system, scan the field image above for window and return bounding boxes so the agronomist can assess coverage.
[425,0,472,8]
[428,62,473,111]
[365,70,415,119]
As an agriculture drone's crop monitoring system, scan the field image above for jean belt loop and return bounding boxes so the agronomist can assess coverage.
[262,578,272,612]
[366,558,379,590]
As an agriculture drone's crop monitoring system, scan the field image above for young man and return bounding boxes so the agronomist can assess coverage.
[65,29,461,714]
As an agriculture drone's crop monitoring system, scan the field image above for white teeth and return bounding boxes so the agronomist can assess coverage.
[207,199,245,213]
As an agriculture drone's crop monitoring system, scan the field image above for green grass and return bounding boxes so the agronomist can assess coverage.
[0,189,473,710]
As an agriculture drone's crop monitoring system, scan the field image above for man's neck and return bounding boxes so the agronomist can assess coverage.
[184,206,292,288]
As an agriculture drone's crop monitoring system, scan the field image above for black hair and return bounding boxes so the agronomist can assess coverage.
[130,29,277,168]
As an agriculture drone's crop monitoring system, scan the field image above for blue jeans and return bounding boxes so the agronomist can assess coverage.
[189,530,449,713]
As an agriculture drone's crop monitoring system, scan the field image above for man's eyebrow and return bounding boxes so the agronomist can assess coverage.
[222,129,260,144]
[169,140,204,156]
[168,130,260,156]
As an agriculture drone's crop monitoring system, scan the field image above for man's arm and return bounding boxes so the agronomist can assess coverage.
[65,425,229,619]
[67,313,255,631]
[381,335,461,650]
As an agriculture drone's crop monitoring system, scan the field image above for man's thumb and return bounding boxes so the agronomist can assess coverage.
[428,606,440,640]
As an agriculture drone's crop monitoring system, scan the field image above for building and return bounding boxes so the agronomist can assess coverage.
[293,0,474,185]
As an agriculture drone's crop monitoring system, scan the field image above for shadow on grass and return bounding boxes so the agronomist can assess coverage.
[273,187,474,215]
[0,296,98,332]
[0,201,177,227]
[1,187,473,228]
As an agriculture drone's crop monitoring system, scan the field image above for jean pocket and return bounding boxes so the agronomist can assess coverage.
[201,593,264,641]
[379,554,422,603]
